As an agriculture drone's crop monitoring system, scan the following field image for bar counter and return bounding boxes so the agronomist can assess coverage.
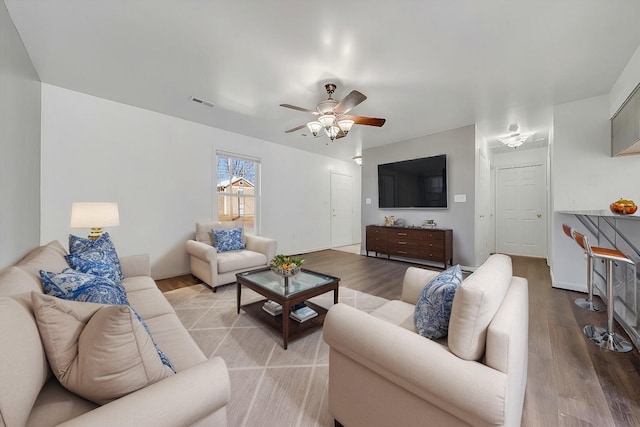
[559,210,640,348]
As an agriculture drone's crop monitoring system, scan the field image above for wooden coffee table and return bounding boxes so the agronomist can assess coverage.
[236,267,340,349]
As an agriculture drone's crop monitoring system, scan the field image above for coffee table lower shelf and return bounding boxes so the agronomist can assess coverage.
[241,300,327,347]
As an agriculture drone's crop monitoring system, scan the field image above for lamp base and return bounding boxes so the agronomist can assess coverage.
[88,227,104,240]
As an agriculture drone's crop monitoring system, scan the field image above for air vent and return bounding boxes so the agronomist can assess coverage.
[189,96,214,108]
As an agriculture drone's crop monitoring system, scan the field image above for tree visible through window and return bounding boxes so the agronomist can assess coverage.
[216,153,259,235]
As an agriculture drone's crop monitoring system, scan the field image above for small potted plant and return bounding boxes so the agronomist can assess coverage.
[270,254,304,277]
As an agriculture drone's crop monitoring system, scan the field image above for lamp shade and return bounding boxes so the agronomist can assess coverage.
[318,114,335,130]
[70,202,120,228]
[306,121,322,137]
[337,119,354,135]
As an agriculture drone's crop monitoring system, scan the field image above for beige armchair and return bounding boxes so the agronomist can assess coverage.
[185,221,277,291]
[323,254,528,427]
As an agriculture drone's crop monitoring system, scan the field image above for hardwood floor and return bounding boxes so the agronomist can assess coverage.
[157,250,640,426]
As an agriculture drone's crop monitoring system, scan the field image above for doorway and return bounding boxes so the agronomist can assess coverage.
[330,172,353,248]
[496,163,547,258]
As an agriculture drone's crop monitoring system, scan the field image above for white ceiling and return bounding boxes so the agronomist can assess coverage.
[6,1,640,161]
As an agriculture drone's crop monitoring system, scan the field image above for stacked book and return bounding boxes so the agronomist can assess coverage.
[289,305,318,323]
[262,300,282,316]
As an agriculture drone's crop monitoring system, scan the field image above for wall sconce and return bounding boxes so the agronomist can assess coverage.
[352,155,362,165]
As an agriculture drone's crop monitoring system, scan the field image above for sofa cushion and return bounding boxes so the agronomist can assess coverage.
[17,240,70,281]
[31,293,175,405]
[212,227,246,252]
[448,254,513,361]
[27,377,98,427]
[69,232,123,280]
[217,250,267,274]
[0,297,51,427]
[0,265,42,298]
[371,300,417,332]
[414,265,462,339]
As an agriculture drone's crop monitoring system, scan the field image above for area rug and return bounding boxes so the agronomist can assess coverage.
[163,283,388,427]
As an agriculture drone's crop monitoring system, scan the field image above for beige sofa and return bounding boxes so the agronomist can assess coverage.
[0,240,230,427]
[185,221,277,291]
[324,254,528,427]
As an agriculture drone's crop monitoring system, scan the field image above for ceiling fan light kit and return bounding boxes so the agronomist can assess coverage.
[497,124,531,149]
[281,83,385,143]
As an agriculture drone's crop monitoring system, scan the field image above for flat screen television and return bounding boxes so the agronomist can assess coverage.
[378,154,447,208]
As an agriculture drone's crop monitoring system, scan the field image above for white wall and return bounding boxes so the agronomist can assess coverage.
[551,95,640,290]
[40,84,361,279]
[361,125,476,268]
[0,0,41,268]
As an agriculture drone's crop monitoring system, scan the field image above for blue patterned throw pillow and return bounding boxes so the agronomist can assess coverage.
[414,265,463,339]
[69,233,123,280]
[39,269,175,372]
[211,227,245,252]
[66,254,121,283]
[40,268,128,304]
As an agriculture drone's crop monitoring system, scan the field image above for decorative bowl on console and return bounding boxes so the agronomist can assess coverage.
[269,254,303,277]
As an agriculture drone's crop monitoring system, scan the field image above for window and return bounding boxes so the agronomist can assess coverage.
[216,152,259,235]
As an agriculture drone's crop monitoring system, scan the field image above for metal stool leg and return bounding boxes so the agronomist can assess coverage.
[583,259,632,352]
[575,254,605,312]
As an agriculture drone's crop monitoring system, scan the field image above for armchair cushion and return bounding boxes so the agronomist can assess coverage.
[211,227,245,252]
[414,264,462,339]
[448,254,512,361]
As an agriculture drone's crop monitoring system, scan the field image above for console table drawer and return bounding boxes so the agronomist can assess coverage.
[419,249,445,262]
[365,226,452,269]
[422,231,445,240]
[387,246,418,258]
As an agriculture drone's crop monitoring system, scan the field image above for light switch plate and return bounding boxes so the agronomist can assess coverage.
[454,194,466,203]
[365,198,372,205]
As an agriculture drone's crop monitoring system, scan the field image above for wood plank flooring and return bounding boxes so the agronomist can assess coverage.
[157,250,640,426]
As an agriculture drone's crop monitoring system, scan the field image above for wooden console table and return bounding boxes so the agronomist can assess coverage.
[365,225,453,269]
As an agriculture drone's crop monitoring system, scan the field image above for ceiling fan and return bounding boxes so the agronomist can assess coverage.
[280,83,386,141]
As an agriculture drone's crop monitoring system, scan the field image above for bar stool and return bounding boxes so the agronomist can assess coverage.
[572,229,634,352]
[562,224,604,312]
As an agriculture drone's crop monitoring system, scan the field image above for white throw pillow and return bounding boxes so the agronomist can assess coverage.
[31,292,174,404]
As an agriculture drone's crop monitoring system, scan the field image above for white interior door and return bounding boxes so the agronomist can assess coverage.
[496,164,547,257]
[330,172,353,248]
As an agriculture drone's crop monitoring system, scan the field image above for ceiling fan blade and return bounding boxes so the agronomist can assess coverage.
[334,90,367,115]
[285,124,308,133]
[280,104,318,114]
[342,115,386,127]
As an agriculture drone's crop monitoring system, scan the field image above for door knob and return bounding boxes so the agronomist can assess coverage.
[537,213,542,218]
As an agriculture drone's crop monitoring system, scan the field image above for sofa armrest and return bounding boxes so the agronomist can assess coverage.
[57,357,230,427]
[185,240,218,262]
[245,235,277,261]
[400,267,440,304]
[324,303,507,426]
[119,254,151,278]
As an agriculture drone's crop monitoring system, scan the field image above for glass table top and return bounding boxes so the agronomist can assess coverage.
[237,268,337,297]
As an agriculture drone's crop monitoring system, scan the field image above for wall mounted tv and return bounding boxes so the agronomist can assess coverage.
[378,154,447,208]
